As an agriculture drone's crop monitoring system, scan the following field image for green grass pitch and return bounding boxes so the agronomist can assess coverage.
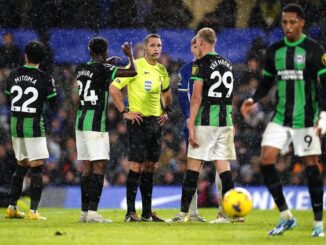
[0,208,325,245]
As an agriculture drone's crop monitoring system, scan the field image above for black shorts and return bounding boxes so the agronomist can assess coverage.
[127,116,162,163]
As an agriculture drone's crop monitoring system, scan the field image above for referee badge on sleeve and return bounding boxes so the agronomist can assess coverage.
[322,54,326,66]
[192,65,199,75]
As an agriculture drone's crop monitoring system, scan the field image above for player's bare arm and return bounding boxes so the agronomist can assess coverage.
[115,42,137,77]
[158,88,172,126]
[188,80,202,148]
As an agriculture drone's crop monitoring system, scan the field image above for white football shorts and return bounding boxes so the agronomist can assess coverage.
[12,137,49,161]
[187,126,236,161]
[261,122,321,157]
[76,130,110,161]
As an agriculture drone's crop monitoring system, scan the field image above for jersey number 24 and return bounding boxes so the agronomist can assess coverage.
[77,80,98,105]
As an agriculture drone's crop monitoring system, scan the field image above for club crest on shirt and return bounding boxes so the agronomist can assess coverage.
[322,54,326,66]
[191,65,199,76]
[295,54,305,65]
[144,80,152,91]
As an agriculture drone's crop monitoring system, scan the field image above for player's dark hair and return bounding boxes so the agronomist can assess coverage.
[197,28,216,45]
[282,3,305,19]
[144,34,161,46]
[88,37,108,56]
[24,41,45,64]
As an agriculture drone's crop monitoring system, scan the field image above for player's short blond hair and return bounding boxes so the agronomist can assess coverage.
[191,36,196,45]
[197,28,216,45]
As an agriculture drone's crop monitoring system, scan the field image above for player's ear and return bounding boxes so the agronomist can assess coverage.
[300,18,305,28]
[24,54,28,63]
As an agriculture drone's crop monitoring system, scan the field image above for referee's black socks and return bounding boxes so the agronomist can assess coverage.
[30,166,43,210]
[88,173,104,211]
[9,165,28,206]
[305,165,324,221]
[261,164,288,212]
[140,171,153,217]
[181,170,199,213]
[126,170,141,214]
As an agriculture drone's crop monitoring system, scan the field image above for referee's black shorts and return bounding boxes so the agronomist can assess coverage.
[127,116,162,163]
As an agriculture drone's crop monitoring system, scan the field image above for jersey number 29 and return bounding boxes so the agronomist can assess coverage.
[208,71,234,98]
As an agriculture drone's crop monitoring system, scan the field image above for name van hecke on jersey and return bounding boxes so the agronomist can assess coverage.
[14,75,37,85]
[210,59,232,70]
[77,70,94,79]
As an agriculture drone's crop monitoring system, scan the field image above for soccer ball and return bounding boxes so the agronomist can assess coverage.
[222,187,253,217]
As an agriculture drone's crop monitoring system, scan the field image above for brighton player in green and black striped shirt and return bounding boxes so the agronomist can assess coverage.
[5,41,57,220]
[168,28,236,223]
[75,37,137,223]
[241,4,326,237]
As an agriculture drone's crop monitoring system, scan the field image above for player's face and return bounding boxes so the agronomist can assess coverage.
[145,37,162,59]
[191,42,200,60]
[281,12,304,42]
[196,37,204,58]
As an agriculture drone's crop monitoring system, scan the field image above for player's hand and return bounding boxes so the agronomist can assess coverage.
[122,42,133,58]
[240,98,255,118]
[158,112,169,126]
[123,112,143,125]
[186,119,199,148]
[106,56,122,65]
[316,111,326,137]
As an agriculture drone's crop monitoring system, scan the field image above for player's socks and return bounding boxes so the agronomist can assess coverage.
[219,170,234,196]
[30,166,43,210]
[189,191,198,216]
[88,173,104,211]
[280,209,293,220]
[81,175,90,212]
[305,165,323,221]
[140,171,153,217]
[8,165,28,206]
[126,170,141,214]
[215,172,223,212]
[261,164,288,211]
[181,170,199,213]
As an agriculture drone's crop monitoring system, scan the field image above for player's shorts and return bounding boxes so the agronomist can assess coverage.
[127,116,162,163]
[187,126,236,161]
[12,137,49,161]
[76,130,110,161]
[261,122,321,157]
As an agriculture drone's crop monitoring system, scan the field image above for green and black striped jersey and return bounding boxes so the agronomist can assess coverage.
[5,65,57,138]
[75,62,118,132]
[190,52,234,127]
[258,34,326,128]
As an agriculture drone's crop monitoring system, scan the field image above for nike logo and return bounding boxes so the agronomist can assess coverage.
[120,194,181,209]
[144,71,150,74]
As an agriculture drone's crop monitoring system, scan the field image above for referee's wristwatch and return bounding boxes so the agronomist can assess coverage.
[121,107,129,114]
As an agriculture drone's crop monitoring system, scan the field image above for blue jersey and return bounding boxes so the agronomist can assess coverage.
[177,61,193,119]
[177,61,194,147]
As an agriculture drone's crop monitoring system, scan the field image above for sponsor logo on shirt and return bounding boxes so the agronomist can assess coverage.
[277,70,303,80]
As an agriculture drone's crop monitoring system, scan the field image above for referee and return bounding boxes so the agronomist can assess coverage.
[110,34,172,222]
